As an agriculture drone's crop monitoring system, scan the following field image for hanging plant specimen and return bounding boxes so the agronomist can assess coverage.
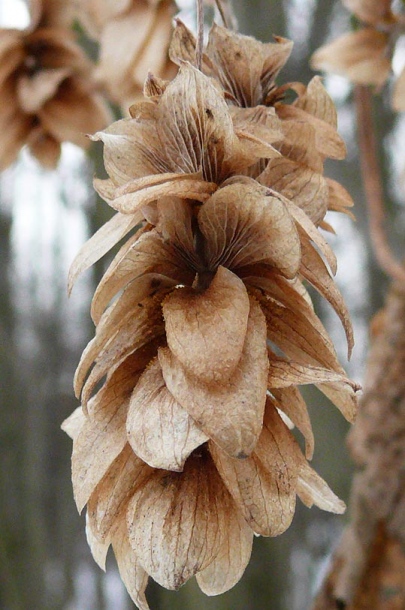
[63,15,359,610]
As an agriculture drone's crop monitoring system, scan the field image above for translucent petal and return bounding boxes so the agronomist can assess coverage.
[270,387,314,460]
[199,182,301,278]
[311,29,390,88]
[157,63,237,182]
[196,507,253,596]
[95,171,217,214]
[297,462,346,514]
[111,516,151,610]
[127,452,239,590]
[127,358,208,471]
[68,211,141,294]
[259,157,328,225]
[71,407,128,513]
[87,444,153,542]
[91,228,190,324]
[160,297,268,458]
[210,400,301,536]
[163,266,250,383]
[91,115,168,185]
[75,291,166,404]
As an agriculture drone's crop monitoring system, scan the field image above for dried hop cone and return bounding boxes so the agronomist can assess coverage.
[75,0,177,109]
[0,0,112,170]
[63,25,360,610]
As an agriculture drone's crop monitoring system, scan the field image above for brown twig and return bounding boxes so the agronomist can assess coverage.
[214,0,237,30]
[196,0,204,70]
[312,278,405,609]
[354,85,405,283]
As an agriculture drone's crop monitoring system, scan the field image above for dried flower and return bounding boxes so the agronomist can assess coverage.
[312,29,391,87]
[64,26,359,609]
[311,0,405,111]
[84,64,279,217]
[0,0,111,169]
[76,0,177,108]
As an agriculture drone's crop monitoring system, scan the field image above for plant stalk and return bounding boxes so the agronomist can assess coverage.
[354,85,405,283]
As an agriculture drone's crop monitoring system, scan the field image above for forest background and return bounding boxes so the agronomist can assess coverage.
[0,0,404,609]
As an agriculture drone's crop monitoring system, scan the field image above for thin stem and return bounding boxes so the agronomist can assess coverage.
[354,85,405,283]
[214,0,237,30]
[196,0,204,70]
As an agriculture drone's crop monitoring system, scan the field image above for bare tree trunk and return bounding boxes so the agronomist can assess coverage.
[312,279,405,609]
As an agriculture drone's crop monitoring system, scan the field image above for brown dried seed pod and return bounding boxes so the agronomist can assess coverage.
[64,31,359,608]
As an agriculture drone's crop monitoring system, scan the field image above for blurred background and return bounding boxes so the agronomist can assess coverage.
[1,0,404,608]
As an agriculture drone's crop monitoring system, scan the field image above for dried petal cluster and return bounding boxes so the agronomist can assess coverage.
[64,23,359,609]
[311,0,405,111]
[169,21,354,229]
[75,0,177,108]
[0,0,111,169]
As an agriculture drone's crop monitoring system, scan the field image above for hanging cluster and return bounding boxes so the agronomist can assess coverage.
[75,0,177,109]
[311,0,405,111]
[0,0,111,169]
[0,0,179,170]
[63,22,359,609]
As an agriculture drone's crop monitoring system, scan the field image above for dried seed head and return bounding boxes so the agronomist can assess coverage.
[0,1,111,169]
[64,21,360,609]
[76,0,177,108]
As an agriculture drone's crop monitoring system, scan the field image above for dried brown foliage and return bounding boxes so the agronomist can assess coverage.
[312,1,405,284]
[0,0,111,169]
[62,20,360,609]
[311,0,405,111]
[75,0,177,108]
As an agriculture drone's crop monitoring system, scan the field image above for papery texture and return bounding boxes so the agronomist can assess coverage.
[64,21,359,609]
